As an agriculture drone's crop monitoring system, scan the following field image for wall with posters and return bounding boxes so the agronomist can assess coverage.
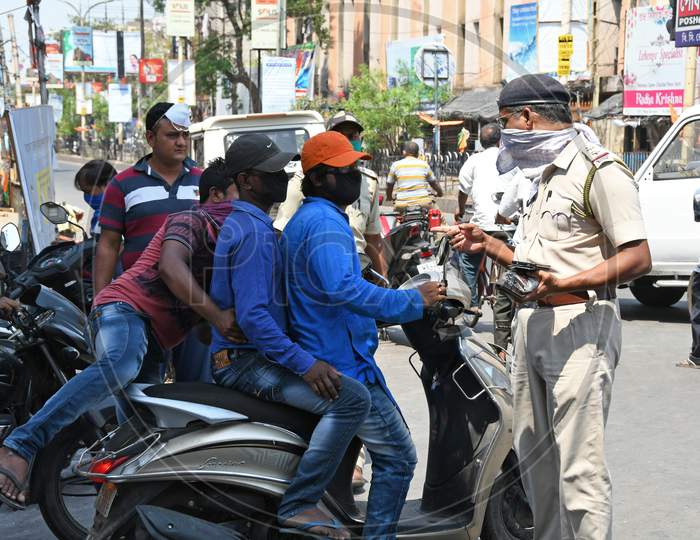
[623,6,684,116]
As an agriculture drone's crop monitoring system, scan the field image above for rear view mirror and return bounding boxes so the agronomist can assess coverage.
[695,188,700,223]
[0,223,21,252]
[40,202,69,225]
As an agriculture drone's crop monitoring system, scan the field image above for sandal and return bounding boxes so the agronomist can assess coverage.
[279,517,348,539]
[0,466,30,511]
[676,359,700,369]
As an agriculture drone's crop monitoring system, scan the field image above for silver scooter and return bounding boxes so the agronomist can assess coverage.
[80,240,533,540]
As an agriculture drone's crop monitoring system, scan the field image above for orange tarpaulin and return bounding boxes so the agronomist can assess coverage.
[418,112,464,127]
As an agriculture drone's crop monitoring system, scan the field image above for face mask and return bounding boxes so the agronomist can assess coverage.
[324,168,362,207]
[351,140,363,152]
[260,170,290,204]
[83,192,104,212]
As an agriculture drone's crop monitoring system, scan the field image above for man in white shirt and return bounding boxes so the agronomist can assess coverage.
[454,124,502,311]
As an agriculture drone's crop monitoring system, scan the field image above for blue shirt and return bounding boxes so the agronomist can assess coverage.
[209,201,315,375]
[281,197,424,387]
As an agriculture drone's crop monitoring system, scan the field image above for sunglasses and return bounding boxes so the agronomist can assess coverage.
[497,110,522,129]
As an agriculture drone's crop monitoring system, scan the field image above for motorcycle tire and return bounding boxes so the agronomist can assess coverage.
[481,469,534,540]
[36,417,114,540]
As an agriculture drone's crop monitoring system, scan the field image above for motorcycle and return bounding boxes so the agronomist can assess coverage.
[382,206,442,288]
[0,204,111,540]
[81,237,533,540]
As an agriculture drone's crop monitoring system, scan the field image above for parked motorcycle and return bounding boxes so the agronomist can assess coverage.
[81,237,532,540]
[0,204,111,540]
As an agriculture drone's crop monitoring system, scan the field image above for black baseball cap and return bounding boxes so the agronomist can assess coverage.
[225,133,299,176]
[497,74,570,108]
[327,111,364,133]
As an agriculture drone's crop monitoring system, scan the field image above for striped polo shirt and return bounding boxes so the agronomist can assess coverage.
[99,154,202,270]
[387,156,436,207]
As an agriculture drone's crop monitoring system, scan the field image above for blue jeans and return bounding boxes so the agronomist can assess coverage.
[459,251,485,308]
[169,327,212,382]
[3,302,163,462]
[213,350,416,540]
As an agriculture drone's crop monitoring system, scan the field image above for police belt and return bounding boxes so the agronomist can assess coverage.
[537,289,615,307]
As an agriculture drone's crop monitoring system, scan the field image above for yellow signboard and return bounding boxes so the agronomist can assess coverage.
[557,34,574,77]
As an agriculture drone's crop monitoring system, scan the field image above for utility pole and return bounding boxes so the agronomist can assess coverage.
[277,0,286,55]
[7,15,22,108]
[589,0,600,107]
[683,46,697,110]
[138,0,145,128]
[0,23,12,109]
[27,0,49,105]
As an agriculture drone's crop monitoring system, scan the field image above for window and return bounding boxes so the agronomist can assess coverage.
[653,119,700,181]
[224,128,310,157]
[191,136,204,165]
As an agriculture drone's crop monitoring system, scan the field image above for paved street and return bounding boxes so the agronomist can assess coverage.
[0,159,698,538]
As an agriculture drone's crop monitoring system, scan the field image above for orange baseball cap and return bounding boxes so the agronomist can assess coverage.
[301,131,371,174]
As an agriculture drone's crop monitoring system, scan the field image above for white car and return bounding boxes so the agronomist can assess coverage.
[631,105,700,306]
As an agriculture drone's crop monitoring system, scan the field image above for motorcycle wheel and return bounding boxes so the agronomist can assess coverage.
[482,469,534,540]
[36,418,114,540]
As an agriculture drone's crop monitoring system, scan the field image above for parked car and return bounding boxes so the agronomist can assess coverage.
[630,106,700,307]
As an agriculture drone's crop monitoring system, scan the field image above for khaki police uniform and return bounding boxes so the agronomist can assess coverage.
[274,166,382,269]
[511,134,646,540]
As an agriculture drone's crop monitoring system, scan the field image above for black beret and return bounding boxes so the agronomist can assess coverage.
[498,74,570,108]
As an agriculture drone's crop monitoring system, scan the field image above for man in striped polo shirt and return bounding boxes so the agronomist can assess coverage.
[94,102,210,382]
[385,141,443,208]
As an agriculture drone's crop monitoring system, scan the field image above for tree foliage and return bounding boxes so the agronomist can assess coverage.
[341,65,453,154]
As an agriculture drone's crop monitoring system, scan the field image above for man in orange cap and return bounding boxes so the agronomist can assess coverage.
[281,131,446,539]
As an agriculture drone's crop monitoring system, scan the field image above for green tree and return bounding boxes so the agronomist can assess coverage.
[56,88,78,139]
[153,0,330,112]
[341,65,452,154]
[92,93,116,141]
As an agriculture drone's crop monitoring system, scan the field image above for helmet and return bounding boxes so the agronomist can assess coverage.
[327,111,364,133]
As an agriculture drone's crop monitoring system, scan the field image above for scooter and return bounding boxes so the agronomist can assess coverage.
[81,238,532,540]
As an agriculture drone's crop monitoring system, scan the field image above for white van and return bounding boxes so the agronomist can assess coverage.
[189,111,326,167]
[631,105,700,306]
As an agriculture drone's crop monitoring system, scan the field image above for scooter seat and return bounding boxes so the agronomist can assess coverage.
[143,382,320,441]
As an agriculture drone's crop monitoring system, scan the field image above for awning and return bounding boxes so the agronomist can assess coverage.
[440,87,501,122]
[418,112,464,126]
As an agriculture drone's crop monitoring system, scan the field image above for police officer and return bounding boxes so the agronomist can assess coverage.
[437,74,651,539]
[274,112,387,279]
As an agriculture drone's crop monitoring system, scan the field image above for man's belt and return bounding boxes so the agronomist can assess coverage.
[212,349,231,370]
[537,289,616,308]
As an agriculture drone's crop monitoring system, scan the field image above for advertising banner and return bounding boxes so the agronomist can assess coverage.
[538,22,588,77]
[6,106,57,253]
[624,6,684,115]
[48,93,63,123]
[45,54,63,87]
[108,84,132,123]
[386,34,444,88]
[675,0,700,47]
[261,56,296,113]
[167,60,196,105]
[166,0,195,37]
[63,26,93,68]
[91,31,118,73]
[252,0,280,50]
[123,32,142,74]
[75,83,93,115]
[506,2,538,80]
[139,58,164,84]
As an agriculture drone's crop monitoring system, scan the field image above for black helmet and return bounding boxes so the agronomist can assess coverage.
[327,111,363,133]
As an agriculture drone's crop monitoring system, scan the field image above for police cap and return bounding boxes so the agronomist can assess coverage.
[497,74,570,109]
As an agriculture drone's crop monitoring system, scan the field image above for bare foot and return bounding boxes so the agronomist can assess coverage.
[0,447,30,505]
[281,506,350,539]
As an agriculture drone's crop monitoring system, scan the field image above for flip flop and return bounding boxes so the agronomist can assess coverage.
[279,518,348,539]
[0,465,30,511]
[676,359,700,369]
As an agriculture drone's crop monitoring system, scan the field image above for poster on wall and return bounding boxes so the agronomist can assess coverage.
[506,2,538,81]
[623,6,684,116]
[6,106,57,253]
[261,56,296,113]
[386,34,444,88]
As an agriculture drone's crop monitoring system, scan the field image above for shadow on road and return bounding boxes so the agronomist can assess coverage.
[619,298,689,324]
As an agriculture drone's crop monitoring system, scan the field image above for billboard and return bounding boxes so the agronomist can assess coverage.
[45,54,64,87]
[123,32,142,74]
[108,84,132,123]
[165,0,195,37]
[261,56,296,113]
[251,0,280,49]
[91,31,118,73]
[167,59,196,105]
[675,0,700,46]
[140,59,164,84]
[386,34,444,88]
[624,6,685,115]
[506,2,538,80]
[63,26,93,68]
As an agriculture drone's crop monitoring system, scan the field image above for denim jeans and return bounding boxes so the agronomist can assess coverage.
[213,350,416,539]
[459,251,485,308]
[690,271,700,365]
[3,302,163,462]
[169,327,213,382]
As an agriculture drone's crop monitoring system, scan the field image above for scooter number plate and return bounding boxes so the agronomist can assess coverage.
[95,482,118,518]
[417,261,441,274]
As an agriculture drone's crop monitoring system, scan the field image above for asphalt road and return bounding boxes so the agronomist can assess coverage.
[0,159,698,538]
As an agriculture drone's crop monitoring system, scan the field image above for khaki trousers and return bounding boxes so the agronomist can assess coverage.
[512,299,621,540]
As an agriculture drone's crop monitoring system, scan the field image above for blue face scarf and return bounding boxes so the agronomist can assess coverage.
[351,140,363,152]
[83,192,103,212]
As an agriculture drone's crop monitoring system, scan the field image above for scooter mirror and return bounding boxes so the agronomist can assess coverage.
[0,223,21,252]
[40,202,69,225]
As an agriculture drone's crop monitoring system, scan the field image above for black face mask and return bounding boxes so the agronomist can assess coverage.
[323,168,362,207]
[259,170,290,203]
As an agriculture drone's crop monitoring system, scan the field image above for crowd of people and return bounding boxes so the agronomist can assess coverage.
[0,73,656,540]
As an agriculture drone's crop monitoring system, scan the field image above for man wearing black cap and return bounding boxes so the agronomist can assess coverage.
[209,133,372,540]
[437,74,651,539]
[275,111,388,279]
